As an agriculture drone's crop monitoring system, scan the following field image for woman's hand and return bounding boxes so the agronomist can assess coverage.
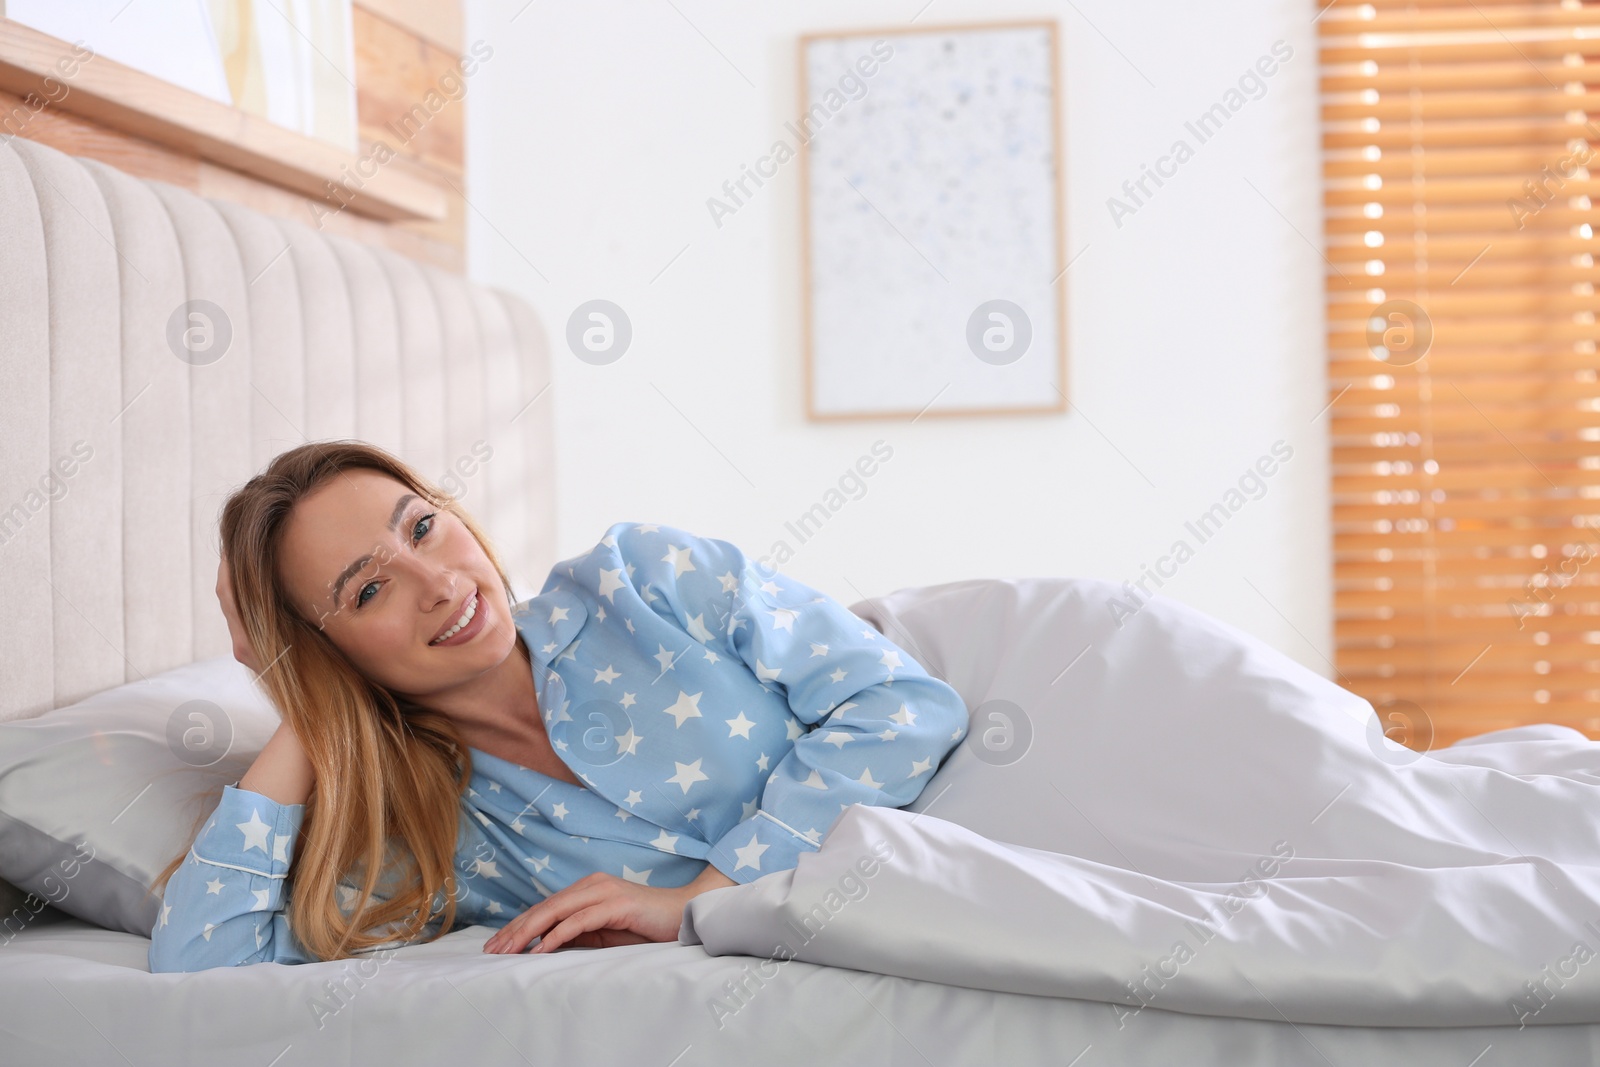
[482,865,739,954]
[216,550,264,675]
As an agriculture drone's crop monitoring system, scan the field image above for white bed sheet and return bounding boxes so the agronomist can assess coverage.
[3,916,1598,1066]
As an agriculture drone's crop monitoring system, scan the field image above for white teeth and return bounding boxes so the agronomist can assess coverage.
[431,590,479,645]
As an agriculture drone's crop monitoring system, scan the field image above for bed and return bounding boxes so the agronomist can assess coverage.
[4,135,1600,1066]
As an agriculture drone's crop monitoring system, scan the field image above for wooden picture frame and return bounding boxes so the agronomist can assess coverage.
[798,18,1068,422]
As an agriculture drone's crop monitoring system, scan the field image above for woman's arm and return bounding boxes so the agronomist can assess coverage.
[148,553,323,971]
[240,720,315,806]
[148,724,318,971]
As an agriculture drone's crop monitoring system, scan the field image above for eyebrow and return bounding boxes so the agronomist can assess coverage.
[329,493,420,608]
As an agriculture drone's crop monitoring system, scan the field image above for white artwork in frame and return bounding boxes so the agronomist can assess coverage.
[800,20,1067,421]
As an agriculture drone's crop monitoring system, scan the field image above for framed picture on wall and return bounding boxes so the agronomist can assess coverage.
[798,19,1067,421]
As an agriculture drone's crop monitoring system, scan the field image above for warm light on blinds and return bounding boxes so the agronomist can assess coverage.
[1320,0,1600,748]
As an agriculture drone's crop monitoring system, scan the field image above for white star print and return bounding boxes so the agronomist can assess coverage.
[272,833,290,864]
[717,571,740,592]
[890,703,918,726]
[857,766,884,790]
[472,858,502,879]
[624,789,644,807]
[878,728,900,742]
[615,806,632,822]
[662,544,696,578]
[251,889,270,911]
[755,659,782,683]
[800,769,828,790]
[548,605,570,625]
[202,922,217,942]
[661,690,704,727]
[829,667,847,683]
[732,833,770,872]
[910,756,933,777]
[755,752,770,772]
[785,719,803,742]
[616,726,643,756]
[810,643,829,657]
[205,877,225,895]
[597,566,626,603]
[159,904,171,928]
[667,758,710,793]
[725,711,756,738]
[550,802,570,821]
[759,579,781,597]
[620,691,637,707]
[622,865,653,885]
[880,650,903,670]
[768,607,798,632]
[822,731,853,748]
[651,829,680,853]
[594,664,620,684]
[236,809,271,854]
[686,613,715,643]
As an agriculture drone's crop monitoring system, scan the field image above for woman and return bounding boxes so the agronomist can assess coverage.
[146,441,969,971]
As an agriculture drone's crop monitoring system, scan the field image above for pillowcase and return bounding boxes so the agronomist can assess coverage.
[0,656,281,937]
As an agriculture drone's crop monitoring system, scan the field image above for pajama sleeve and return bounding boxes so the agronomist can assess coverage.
[147,783,314,971]
[609,522,970,885]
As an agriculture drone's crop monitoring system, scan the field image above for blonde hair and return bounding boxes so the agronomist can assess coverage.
[150,439,518,962]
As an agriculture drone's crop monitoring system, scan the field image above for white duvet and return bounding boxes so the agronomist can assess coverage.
[679,576,1600,1028]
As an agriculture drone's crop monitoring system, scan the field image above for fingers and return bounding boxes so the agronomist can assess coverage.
[531,903,616,954]
[484,877,610,954]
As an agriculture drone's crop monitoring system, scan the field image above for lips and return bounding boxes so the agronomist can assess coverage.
[431,587,479,644]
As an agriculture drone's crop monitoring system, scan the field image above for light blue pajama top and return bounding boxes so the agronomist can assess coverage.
[148,521,969,971]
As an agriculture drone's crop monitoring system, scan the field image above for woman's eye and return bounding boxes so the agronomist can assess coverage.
[354,512,438,610]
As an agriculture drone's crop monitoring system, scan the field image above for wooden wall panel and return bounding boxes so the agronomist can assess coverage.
[0,0,467,273]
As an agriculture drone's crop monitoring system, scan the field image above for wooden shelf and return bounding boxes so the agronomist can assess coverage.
[0,16,447,223]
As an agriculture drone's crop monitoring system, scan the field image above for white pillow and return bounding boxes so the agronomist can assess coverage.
[0,657,281,937]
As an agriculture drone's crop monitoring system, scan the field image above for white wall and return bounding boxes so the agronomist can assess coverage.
[463,0,1333,676]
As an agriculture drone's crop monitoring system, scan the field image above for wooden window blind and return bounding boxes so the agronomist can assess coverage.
[1319,0,1600,749]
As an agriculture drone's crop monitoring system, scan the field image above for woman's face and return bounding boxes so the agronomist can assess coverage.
[277,468,517,700]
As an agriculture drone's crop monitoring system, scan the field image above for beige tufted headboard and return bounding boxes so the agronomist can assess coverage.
[0,137,559,723]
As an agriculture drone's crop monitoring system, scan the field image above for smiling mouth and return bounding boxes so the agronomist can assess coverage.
[430,588,481,646]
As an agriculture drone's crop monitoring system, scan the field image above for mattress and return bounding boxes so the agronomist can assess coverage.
[5,915,1597,1066]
